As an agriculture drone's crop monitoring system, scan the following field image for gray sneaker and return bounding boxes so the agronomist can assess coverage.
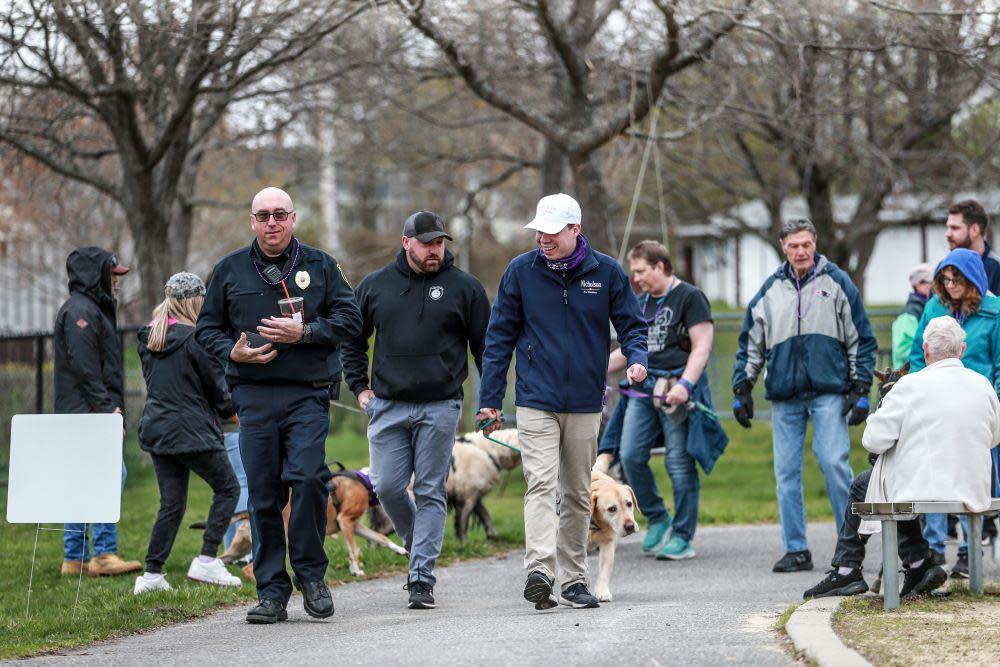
[560,583,600,609]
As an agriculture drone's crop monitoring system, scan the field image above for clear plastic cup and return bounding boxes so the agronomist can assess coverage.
[278,296,304,323]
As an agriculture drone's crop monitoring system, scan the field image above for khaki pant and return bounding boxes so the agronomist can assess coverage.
[517,407,601,590]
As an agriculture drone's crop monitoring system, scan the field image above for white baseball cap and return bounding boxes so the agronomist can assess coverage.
[524,193,582,234]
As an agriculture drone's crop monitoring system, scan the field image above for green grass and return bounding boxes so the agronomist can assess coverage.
[1,418,868,659]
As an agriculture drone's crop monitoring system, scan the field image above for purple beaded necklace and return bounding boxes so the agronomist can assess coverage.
[250,237,301,286]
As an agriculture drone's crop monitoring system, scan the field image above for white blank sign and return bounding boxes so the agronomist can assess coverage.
[6,414,123,524]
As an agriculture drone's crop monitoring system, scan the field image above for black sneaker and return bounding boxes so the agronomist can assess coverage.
[294,578,334,619]
[803,568,868,600]
[929,550,946,566]
[560,582,600,609]
[901,559,948,598]
[523,571,557,610]
[246,598,288,624]
[405,580,435,610]
[773,550,813,573]
[951,552,970,579]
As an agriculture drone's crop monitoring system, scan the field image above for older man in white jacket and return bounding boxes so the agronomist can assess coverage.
[805,316,1000,600]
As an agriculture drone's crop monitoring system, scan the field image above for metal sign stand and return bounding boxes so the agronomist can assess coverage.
[25,524,88,618]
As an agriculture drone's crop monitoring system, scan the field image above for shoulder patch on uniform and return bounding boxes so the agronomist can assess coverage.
[76,318,89,329]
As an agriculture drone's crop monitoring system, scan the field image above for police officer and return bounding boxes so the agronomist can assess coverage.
[196,187,362,624]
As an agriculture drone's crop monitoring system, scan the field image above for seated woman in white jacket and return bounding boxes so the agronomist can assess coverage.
[805,316,1000,601]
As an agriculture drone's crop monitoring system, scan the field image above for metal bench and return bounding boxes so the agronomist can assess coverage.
[852,499,1000,610]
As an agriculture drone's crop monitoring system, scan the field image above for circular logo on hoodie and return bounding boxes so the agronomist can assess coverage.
[429,286,444,301]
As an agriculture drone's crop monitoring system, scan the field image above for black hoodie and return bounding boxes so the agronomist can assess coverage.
[137,323,236,455]
[341,249,490,402]
[53,247,124,415]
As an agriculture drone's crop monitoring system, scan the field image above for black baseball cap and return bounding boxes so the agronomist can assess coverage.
[403,211,452,243]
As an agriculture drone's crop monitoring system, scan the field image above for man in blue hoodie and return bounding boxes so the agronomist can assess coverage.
[733,219,877,573]
[477,193,648,610]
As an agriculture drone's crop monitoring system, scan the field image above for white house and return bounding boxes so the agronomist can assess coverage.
[679,190,1000,306]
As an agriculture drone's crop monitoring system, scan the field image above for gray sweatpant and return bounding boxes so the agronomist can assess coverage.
[366,396,462,586]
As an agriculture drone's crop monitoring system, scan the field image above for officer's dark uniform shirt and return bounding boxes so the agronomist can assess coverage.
[196,237,362,384]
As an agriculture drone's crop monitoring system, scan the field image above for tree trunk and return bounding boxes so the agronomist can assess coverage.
[568,152,613,253]
[540,139,565,195]
[125,206,173,317]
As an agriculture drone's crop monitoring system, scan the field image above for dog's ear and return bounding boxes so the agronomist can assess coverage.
[626,486,641,515]
[590,492,599,517]
[873,369,886,382]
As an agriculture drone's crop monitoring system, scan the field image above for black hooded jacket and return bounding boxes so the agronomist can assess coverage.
[341,249,490,402]
[54,247,124,415]
[137,323,236,455]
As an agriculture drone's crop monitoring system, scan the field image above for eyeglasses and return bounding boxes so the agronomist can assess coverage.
[252,210,293,223]
[941,276,965,287]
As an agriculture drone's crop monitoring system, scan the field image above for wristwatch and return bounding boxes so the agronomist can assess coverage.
[301,323,313,344]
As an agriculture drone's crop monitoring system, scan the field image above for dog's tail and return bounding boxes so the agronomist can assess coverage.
[188,521,207,530]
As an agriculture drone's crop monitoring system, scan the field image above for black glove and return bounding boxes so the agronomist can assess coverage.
[843,382,871,426]
[732,381,754,429]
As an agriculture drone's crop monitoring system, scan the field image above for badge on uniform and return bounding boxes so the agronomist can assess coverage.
[295,270,310,289]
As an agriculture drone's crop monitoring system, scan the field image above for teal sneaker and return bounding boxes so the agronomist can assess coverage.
[656,535,695,560]
[641,518,672,555]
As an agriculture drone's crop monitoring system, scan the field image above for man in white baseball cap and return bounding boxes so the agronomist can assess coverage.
[479,192,648,610]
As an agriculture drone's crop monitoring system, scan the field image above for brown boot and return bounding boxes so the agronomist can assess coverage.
[61,560,88,576]
[221,521,252,564]
[241,562,255,582]
[87,553,143,577]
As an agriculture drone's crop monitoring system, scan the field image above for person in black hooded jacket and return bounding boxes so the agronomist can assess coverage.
[134,272,242,595]
[340,211,490,610]
[54,246,142,578]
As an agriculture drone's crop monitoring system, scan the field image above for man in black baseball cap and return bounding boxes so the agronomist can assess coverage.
[341,210,489,610]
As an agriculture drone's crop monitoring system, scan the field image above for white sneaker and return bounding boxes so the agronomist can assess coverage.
[187,557,242,587]
[133,574,172,595]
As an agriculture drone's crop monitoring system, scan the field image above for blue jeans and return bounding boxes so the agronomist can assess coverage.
[619,380,699,541]
[366,397,462,586]
[222,431,249,553]
[771,394,853,553]
[64,462,127,560]
[923,513,969,554]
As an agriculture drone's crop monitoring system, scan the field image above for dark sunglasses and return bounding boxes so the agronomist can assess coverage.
[253,210,293,223]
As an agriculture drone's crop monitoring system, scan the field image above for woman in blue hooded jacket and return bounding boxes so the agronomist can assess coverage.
[909,248,1000,575]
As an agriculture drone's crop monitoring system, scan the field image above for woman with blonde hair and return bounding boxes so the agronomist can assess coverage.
[134,272,242,594]
[909,248,1000,577]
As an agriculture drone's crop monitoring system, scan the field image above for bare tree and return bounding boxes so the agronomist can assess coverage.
[392,0,751,252]
[660,0,1000,287]
[0,0,371,309]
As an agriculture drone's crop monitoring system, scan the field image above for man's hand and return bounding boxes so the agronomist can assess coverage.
[476,408,502,435]
[357,389,375,411]
[258,316,304,344]
[843,383,871,426]
[626,364,647,384]
[228,413,240,424]
[113,407,122,415]
[733,381,753,429]
[665,382,690,406]
[230,332,277,364]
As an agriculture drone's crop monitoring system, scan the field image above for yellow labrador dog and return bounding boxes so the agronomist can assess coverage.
[589,469,639,602]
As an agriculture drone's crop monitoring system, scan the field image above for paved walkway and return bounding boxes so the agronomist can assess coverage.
[17,523,996,666]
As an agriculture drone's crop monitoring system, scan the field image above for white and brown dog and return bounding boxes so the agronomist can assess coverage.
[588,469,639,602]
[447,429,521,541]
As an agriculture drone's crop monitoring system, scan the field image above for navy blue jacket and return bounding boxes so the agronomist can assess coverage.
[479,247,648,413]
[196,239,362,386]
